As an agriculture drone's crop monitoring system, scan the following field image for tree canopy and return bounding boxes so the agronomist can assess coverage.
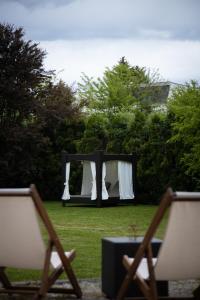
[168,81,200,189]
[0,23,50,128]
[78,57,153,115]
[77,58,160,153]
[0,23,82,198]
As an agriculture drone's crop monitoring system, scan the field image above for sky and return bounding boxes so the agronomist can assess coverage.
[0,0,200,85]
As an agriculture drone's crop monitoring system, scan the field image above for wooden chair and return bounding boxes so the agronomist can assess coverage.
[0,184,82,299]
[117,188,200,300]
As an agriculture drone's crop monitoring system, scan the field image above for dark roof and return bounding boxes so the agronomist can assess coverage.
[136,81,184,105]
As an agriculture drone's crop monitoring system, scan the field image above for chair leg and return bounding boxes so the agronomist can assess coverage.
[135,274,154,300]
[0,267,13,296]
[36,241,52,299]
[146,245,158,300]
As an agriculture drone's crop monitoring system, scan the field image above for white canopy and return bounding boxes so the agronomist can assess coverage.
[62,160,134,201]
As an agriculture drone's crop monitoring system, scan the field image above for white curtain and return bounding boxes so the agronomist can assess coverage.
[102,162,109,200]
[62,162,70,200]
[62,160,111,201]
[90,162,97,200]
[105,161,119,197]
[118,161,134,199]
[81,161,108,200]
[81,161,93,196]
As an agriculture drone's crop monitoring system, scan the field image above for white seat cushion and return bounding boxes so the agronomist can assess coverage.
[123,256,157,280]
[51,251,74,269]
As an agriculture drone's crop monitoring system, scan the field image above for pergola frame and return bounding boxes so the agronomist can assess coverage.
[62,150,137,208]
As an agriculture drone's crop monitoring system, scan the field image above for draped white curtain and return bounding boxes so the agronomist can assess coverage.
[81,161,108,200]
[62,162,70,200]
[62,160,134,201]
[105,161,119,197]
[102,162,109,200]
[118,161,134,199]
[90,162,97,200]
[81,161,93,196]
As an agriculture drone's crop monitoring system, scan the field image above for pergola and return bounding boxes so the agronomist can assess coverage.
[62,151,137,207]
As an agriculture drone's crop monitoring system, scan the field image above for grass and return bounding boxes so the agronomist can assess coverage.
[7,202,167,281]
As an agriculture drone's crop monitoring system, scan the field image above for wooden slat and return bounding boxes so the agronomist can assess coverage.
[116,188,173,300]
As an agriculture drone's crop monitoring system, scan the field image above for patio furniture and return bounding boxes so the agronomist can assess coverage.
[0,184,82,299]
[62,150,136,207]
[102,237,168,298]
[117,188,200,300]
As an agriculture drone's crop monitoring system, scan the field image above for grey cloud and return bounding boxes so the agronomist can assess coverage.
[4,0,75,8]
[0,0,200,41]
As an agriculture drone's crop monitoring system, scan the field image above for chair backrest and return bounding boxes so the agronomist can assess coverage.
[0,188,46,270]
[155,192,200,280]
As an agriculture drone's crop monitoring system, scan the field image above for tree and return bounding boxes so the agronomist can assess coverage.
[78,57,151,115]
[0,23,50,187]
[0,23,50,128]
[76,113,108,153]
[78,58,194,199]
[167,81,200,189]
[0,24,83,199]
[77,58,156,154]
[33,80,84,198]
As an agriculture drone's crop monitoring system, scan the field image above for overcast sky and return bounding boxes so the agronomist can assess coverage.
[0,0,200,85]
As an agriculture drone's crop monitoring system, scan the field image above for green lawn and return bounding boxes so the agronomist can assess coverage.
[8,202,167,281]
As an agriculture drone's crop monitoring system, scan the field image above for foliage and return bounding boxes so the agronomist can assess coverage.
[134,112,173,198]
[167,81,200,189]
[35,80,84,198]
[0,23,49,127]
[77,58,200,197]
[77,58,173,199]
[77,58,157,154]
[76,113,108,153]
[106,112,134,153]
[0,23,83,198]
[78,57,151,115]
[1,22,199,200]
[0,23,50,189]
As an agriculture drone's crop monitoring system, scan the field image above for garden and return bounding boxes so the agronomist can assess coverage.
[0,23,200,284]
[8,202,167,281]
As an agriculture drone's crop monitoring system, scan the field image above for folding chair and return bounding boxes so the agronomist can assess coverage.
[117,188,200,300]
[0,184,82,299]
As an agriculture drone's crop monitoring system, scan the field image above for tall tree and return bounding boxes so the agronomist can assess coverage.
[77,58,157,153]
[0,23,50,128]
[0,23,51,188]
[0,24,83,199]
[78,57,151,115]
[34,80,84,198]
